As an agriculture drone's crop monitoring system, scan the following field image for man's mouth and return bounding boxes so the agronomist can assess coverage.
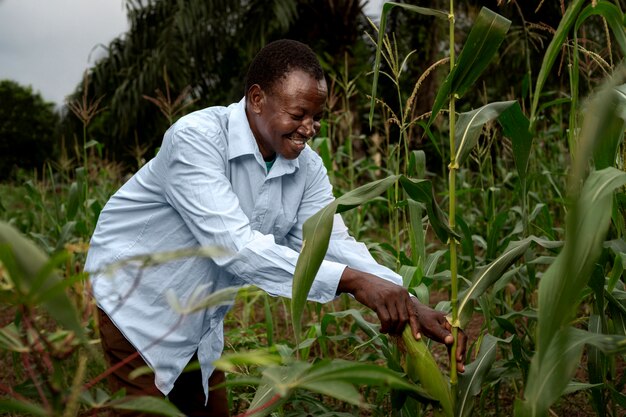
[287,135,308,146]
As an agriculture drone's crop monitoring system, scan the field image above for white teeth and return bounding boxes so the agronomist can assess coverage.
[289,137,306,145]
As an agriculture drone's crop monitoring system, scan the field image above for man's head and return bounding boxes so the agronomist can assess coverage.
[245,40,327,161]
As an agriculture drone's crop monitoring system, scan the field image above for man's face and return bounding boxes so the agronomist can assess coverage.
[248,70,327,160]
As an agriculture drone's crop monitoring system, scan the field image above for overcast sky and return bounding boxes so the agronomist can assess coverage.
[0,0,382,108]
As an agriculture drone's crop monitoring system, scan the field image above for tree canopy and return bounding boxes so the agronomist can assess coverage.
[0,80,59,180]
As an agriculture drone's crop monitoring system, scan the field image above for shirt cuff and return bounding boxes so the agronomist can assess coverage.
[307,261,346,303]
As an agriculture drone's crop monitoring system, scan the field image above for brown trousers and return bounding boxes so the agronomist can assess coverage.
[98,308,229,417]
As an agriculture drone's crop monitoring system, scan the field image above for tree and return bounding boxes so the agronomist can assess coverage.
[63,0,300,163]
[0,80,59,180]
[63,0,377,166]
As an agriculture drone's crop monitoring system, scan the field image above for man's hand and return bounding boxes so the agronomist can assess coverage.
[337,267,466,372]
[411,297,466,372]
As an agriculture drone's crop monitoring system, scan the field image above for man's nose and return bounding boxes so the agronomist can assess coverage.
[298,118,318,138]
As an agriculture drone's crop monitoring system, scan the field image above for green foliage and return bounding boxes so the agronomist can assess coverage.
[0,80,59,180]
[2,1,626,416]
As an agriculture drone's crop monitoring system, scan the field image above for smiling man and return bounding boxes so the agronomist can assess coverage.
[85,39,465,417]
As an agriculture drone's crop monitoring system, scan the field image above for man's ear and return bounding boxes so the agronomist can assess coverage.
[247,84,264,114]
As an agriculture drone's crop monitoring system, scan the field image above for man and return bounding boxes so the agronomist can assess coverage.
[85,39,465,416]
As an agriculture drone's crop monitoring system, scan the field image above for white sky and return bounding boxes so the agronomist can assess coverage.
[0,0,383,107]
[0,0,128,106]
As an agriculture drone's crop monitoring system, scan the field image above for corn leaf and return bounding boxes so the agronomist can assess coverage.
[591,84,626,170]
[291,176,455,340]
[454,101,516,167]
[402,326,453,417]
[530,0,586,128]
[457,238,533,324]
[368,2,447,127]
[576,1,626,56]
[429,8,511,126]
[291,176,396,339]
[245,359,429,416]
[587,314,606,415]
[66,181,80,221]
[408,150,427,269]
[457,335,513,417]
[300,360,430,400]
[399,176,459,243]
[516,327,626,417]
[110,396,185,417]
[0,323,29,352]
[245,364,307,417]
[0,222,84,339]
[517,74,626,414]
[516,166,626,417]
[0,399,48,417]
[539,168,626,356]
[498,101,533,183]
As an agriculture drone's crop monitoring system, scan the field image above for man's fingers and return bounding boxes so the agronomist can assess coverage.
[408,310,421,339]
[377,306,391,334]
[385,302,402,334]
[456,329,467,360]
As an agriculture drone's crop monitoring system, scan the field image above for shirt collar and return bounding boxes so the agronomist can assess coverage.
[227,98,300,176]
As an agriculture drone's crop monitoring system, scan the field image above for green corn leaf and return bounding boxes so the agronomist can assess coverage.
[79,387,112,407]
[0,323,29,352]
[429,8,511,125]
[300,360,430,401]
[109,396,185,417]
[291,176,455,340]
[563,382,603,395]
[0,222,84,339]
[610,386,626,407]
[0,399,48,416]
[498,101,533,183]
[29,250,71,300]
[245,364,307,417]
[576,1,626,56]
[335,176,400,212]
[101,246,231,275]
[457,238,533,323]
[608,297,626,336]
[399,176,459,243]
[408,150,427,269]
[213,349,283,373]
[515,166,626,416]
[402,326,453,417]
[368,2,447,127]
[311,135,333,174]
[591,84,626,170]
[538,168,626,354]
[66,181,80,221]
[166,285,241,315]
[587,314,606,416]
[453,101,516,167]
[530,0,586,128]
[457,335,513,417]
[517,327,626,417]
[298,380,363,406]
[517,73,626,414]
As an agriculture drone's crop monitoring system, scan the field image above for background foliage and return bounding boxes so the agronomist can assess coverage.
[1,1,626,416]
[0,80,58,180]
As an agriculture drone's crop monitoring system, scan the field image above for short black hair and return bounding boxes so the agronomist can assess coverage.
[244,39,324,97]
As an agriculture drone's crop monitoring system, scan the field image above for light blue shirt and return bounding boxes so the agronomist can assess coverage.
[85,98,402,398]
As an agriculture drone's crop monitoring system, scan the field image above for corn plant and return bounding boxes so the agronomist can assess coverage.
[514,70,626,417]
[0,221,241,416]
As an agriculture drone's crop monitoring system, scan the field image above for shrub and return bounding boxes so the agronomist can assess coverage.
[0,80,59,180]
